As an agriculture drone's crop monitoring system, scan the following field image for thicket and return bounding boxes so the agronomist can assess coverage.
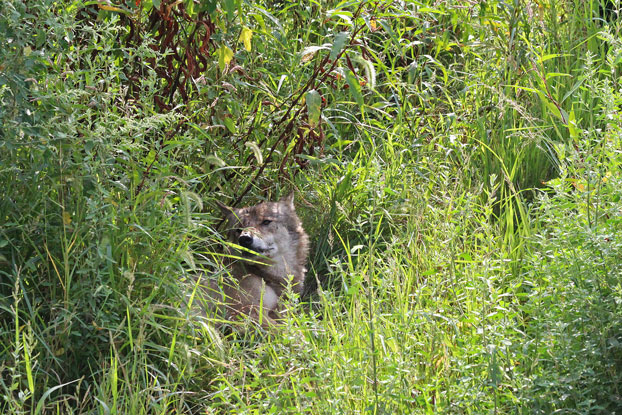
[1,0,621,413]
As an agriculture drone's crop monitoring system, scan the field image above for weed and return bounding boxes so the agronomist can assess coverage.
[1,0,621,413]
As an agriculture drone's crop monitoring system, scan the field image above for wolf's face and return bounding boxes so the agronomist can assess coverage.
[220,195,301,263]
[214,192,309,313]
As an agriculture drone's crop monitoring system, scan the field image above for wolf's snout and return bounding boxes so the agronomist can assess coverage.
[238,232,253,248]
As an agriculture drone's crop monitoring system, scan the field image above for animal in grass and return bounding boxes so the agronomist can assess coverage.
[214,192,309,328]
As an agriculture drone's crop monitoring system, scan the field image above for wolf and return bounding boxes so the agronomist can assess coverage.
[210,192,309,328]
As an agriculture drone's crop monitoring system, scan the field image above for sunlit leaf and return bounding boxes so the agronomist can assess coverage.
[97,2,131,14]
[326,9,353,25]
[369,18,379,32]
[567,107,579,139]
[306,89,322,128]
[98,4,123,12]
[217,45,234,71]
[239,27,253,52]
[224,117,236,134]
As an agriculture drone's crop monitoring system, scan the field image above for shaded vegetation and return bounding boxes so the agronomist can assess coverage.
[1,0,621,413]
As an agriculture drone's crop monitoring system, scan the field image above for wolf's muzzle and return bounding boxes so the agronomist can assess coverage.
[238,231,253,248]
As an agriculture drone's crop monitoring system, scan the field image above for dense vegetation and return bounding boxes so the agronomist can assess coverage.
[1,0,621,413]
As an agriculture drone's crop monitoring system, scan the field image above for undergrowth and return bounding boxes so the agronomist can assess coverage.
[1,0,621,413]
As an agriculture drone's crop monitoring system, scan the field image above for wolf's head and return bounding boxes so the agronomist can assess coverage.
[217,193,308,269]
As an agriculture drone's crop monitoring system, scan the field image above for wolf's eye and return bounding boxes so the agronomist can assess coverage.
[261,219,272,226]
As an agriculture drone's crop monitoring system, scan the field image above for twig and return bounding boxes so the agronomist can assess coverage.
[231,3,370,206]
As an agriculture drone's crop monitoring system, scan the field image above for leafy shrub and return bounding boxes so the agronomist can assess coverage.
[0,1,200,411]
[522,33,622,413]
[2,0,622,413]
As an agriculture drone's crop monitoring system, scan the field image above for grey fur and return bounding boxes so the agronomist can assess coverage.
[213,193,309,327]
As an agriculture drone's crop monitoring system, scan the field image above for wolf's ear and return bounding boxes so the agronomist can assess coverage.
[279,191,295,210]
[215,200,234,217]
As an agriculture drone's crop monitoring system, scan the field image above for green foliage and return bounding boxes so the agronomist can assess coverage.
[1,0,621,413]
[0,1,199,412]
[521,33,622,411]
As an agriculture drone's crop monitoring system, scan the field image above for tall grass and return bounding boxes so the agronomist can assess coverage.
[1,0,621,413]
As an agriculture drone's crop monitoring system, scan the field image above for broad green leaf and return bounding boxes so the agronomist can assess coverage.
[217,45,234,72]
[224,0,236,18]
[346,70,364,108]
[185,0,194,16]
[224,117,236,134]
[306,89,322,128]
[239,27,253,52]
[327,9,353,25]
[330,32,349,61]
[253,5,283,31]
[198,0,217,14]
[145,149,156,164]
